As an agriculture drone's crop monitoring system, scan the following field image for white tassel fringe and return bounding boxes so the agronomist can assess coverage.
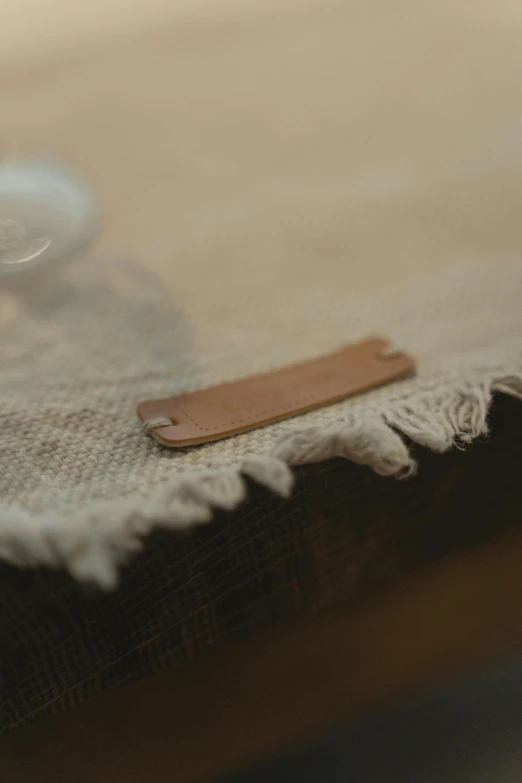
[0,376,519,588]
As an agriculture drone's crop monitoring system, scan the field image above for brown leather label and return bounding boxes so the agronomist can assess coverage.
[138,338,414,447]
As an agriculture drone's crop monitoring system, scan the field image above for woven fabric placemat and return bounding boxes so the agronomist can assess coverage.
[1,0,521,585]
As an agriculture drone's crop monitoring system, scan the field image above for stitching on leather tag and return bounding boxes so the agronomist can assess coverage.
[137,338,415,447]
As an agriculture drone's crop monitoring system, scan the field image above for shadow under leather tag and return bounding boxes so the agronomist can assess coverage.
[138,338,414,447]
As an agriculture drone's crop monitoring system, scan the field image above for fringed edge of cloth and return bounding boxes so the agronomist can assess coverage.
[0,373,520,588]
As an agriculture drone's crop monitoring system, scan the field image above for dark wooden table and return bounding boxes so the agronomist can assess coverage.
[1,393,522,782]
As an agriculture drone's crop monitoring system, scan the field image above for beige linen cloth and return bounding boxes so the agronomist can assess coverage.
[1,0,522,586]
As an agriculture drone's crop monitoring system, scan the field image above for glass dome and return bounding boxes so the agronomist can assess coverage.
[0,161,98,275]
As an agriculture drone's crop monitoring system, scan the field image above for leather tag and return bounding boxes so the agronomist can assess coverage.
[138,338,414,447]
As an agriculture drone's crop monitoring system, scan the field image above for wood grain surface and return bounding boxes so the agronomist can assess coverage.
[3,521,522,783]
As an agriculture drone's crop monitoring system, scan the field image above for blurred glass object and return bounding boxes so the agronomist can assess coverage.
[0,161,98,275]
